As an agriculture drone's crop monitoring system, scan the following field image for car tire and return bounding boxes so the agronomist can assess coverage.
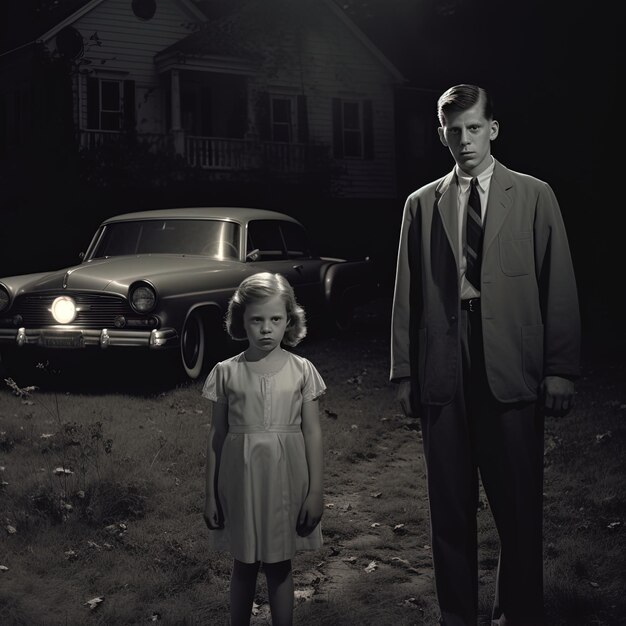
[181,311,205,380]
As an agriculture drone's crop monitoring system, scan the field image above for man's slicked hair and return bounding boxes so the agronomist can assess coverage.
[437,84,494,126]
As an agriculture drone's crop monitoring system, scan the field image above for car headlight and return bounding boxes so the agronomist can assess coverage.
[51,296,77,324]
[0,286,9,313]
[130,282,157,313]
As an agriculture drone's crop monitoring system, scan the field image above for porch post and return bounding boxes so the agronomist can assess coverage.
[171,69,185,156]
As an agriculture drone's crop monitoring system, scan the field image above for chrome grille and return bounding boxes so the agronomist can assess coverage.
[14,291,131,328]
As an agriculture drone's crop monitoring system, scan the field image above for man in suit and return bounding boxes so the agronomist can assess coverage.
[390,84,580,626]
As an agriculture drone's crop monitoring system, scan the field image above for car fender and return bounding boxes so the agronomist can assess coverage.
[321,258,377,311]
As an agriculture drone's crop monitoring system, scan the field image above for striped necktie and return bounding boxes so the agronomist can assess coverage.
[465,177,483,290]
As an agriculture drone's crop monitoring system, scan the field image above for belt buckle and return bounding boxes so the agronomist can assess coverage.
[468,298,478,313]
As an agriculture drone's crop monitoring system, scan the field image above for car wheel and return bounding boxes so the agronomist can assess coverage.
[181,311,205,380]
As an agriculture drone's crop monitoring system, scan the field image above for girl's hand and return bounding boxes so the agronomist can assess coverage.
[203,496,223,530]
[297,492,323,537]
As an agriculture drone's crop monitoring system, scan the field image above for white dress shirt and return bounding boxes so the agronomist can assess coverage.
[455,156,495,299]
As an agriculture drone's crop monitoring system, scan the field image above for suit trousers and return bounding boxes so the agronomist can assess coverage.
[419,308,545,626]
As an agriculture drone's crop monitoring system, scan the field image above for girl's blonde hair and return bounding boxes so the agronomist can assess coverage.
[225,272,307,346]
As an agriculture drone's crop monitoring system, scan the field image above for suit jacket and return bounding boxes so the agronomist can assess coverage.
[390,159,580,404]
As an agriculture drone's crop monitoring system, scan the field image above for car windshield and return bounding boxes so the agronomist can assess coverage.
[88,219,241,259]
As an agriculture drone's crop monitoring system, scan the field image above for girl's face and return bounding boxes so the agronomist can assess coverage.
[242,294,289,354]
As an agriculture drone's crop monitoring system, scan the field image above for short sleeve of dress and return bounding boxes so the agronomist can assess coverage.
[202,362,227,404]
[302,358,326,402]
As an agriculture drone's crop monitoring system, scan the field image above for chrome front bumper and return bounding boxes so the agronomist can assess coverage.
[0,327,179,349]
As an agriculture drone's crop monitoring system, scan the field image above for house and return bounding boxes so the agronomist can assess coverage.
[0,0,405,199]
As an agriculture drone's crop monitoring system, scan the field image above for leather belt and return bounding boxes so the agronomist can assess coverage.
[461,298,481,312]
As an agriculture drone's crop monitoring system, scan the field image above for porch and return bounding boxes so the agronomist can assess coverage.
[78,130,330,175]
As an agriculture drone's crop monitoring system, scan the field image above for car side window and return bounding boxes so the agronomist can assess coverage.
[247,221,286,260]
[280,222,312,259]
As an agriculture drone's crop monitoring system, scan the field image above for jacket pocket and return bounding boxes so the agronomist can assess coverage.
[521,324,544,393]
[499,231,532,276]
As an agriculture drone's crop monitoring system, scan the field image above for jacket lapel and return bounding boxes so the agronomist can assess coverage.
[435,170,459,267]
[483,159,513,255]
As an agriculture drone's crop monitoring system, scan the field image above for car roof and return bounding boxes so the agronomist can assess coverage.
[101,207,301,225]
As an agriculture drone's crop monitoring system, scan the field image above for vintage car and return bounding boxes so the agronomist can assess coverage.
[0,207,377,381]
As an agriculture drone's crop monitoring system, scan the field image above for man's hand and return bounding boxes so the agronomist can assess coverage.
[203,496,223,530]
[397,379,413,417]
[541,375,575,416]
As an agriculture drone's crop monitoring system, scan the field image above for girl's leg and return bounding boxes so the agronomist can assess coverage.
[264,559,294,626]
[230,559,260,626]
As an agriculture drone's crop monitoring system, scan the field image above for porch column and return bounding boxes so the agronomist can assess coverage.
[171,69,185,156]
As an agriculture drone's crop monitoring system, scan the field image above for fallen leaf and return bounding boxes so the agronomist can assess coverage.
[370,522,381,528]
[391,557,411,567]
[64,550,78,560]
[0,565,8,572]
[589,581,599,588]
[294,588,315,602]
[364,560,378,573]
[595,431,613,444]
[607,521,621,530]
[53,467,73,476]
[5,525,17,535]
[344,556,357,564]
[251,601,261,616]
[84,596,104,610]
[40,433,55,439]
[148,612,161,621]
[393,523,407,534]
[324,503,335,509]
[370,492,382,498]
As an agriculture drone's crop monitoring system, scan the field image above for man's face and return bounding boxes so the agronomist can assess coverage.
[438,99,499,177]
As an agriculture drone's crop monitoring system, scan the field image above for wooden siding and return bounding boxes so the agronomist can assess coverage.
[50,0,202,134]
[247,3,400,198]
[40,0,401,199]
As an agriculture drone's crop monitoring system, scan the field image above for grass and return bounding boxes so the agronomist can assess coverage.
[0,297,624,625]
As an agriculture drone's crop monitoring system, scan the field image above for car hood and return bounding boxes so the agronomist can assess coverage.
[2,255,243,297]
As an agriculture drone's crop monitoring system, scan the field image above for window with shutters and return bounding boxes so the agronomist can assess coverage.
[270,96,294,143]
[86,78,135,132]
[99,80,122,130]
[332,98,374,160]
[257,92,308,144]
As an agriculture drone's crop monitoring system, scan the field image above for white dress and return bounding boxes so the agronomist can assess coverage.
[202,350,326,564]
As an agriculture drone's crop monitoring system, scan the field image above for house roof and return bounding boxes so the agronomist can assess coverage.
[0,0,207,55]
[158,0,405,82]
[39,0,207,43]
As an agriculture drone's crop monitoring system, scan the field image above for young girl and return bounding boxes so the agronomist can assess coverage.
[202,272,325,626]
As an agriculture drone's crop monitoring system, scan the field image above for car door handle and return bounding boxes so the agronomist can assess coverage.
[292,264,303,272]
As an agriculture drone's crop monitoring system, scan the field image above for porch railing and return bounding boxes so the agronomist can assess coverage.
[78,131,329,174]
[78,131,172,152]
[186,136,255,170]
[187,136,329,173]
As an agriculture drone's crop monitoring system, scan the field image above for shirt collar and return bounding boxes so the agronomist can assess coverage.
[455,156,495,193]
